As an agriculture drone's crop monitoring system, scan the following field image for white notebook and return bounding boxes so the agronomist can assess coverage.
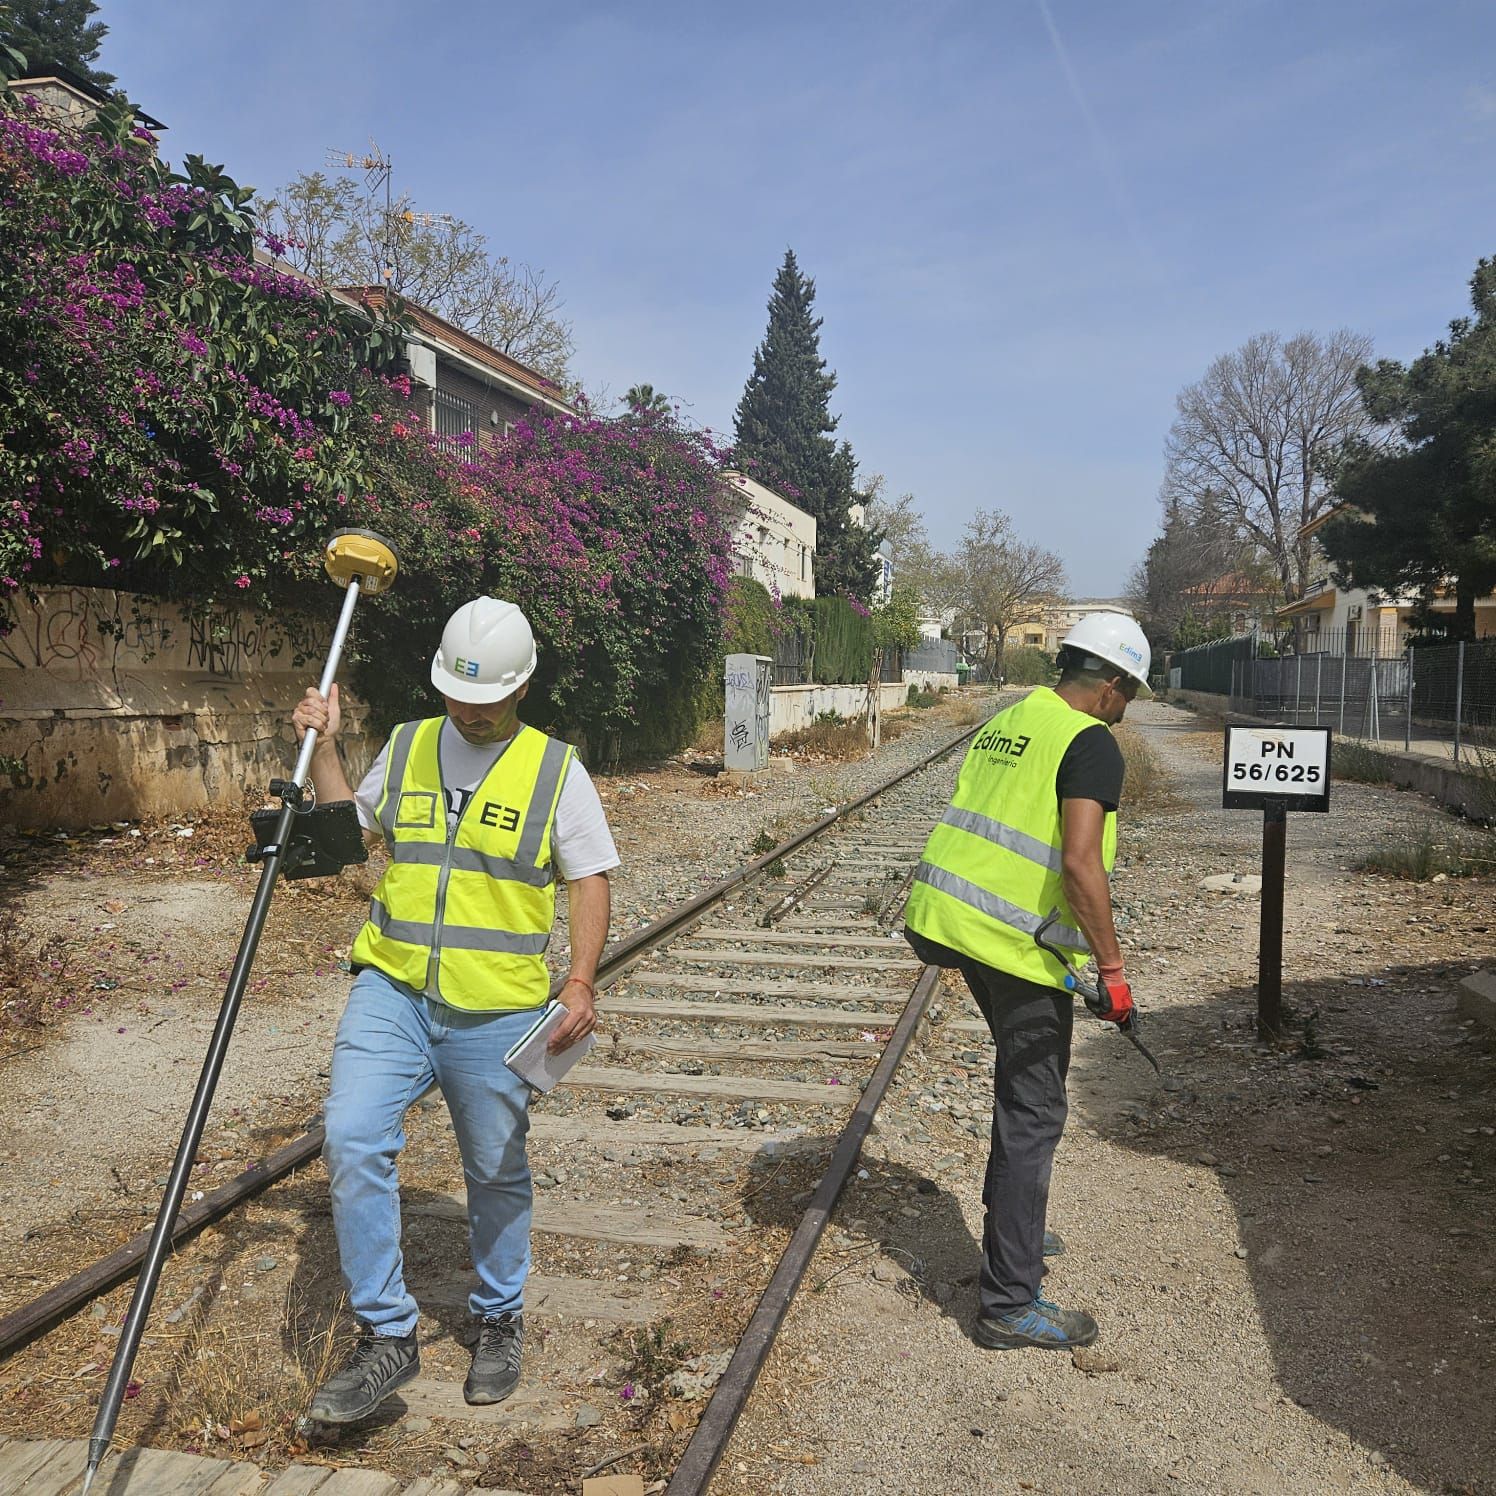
[504,1000,597,1093]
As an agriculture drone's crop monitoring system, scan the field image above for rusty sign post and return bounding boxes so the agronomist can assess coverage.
[1222,724,1332,1038]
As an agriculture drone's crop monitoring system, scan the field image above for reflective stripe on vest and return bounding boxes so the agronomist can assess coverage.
[904,687,1117,990]
[350,719,574,1010]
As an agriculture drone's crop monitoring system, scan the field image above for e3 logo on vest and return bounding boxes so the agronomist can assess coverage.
[973,728,1032,761]
[478,799,521,833]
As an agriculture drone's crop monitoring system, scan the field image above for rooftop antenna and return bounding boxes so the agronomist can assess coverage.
[325,141,395,288]
[325,141,457,295]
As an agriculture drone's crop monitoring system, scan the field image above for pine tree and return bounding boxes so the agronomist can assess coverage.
[1320,257,1496,640]
[1,0,114,87]
[733,250,880,599]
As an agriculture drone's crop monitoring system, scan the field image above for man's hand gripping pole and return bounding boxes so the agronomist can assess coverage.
[1033,908,1163,1077]
[79,530,398,1496]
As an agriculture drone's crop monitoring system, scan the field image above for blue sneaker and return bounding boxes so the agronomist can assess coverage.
[974,1294,1098,1350]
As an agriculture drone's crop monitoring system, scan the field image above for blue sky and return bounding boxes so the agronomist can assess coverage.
[99,0,1496,595]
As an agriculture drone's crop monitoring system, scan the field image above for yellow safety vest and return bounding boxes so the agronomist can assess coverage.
[904,687,1117,990]
[350,718,574,1011]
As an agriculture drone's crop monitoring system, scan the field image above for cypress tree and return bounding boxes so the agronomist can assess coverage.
[734,250,880,600]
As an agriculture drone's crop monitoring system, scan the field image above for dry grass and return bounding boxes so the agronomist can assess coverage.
[691,715,725,755]
[1114,724,1186,812]
[1357,821,1496,881]
[807,772,852,812]
[773,717,872,761]
[1333,738,1401,784]
[0,917,77,1056]
[946,696,990,727]
[171,1282,350,1461]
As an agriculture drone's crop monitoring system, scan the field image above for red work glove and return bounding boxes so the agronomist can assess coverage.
[1093,963,1134,1025]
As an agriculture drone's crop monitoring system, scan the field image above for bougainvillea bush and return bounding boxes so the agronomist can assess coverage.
[0,68,737,755]
[350,404,737,752]
[0,87,400,603]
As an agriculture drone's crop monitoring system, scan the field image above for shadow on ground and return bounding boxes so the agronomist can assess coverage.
[740,1139,985,1335]
[1073,961,1494,1496]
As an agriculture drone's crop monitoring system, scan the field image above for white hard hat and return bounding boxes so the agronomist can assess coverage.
[1059,611,1153,697]
[431,597,537,704]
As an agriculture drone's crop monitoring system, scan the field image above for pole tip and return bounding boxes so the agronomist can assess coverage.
[325,529,399,594]
[80,1461,99,1496]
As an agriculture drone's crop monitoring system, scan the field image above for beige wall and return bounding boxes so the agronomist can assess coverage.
[726,472,817,599]
[0,587,374,828]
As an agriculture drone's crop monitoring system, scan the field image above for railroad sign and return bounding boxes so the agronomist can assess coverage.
[1222,724,1331,813]
[1220,722,1333,1042]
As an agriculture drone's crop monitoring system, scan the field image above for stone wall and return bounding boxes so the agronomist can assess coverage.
[0,587,374,828]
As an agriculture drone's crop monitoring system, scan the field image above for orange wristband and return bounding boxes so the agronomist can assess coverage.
[562,976,595,999]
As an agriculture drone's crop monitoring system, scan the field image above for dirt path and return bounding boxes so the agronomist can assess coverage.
[721,699,1495,1496]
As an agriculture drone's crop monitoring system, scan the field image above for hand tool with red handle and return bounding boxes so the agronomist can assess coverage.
[1034,908,1163,1077]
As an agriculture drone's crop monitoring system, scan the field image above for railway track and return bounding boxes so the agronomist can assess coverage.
[0,706,999,1495]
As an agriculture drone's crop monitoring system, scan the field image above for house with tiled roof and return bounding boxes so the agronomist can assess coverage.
[337,286,572,452]
[1279,507,1496,653]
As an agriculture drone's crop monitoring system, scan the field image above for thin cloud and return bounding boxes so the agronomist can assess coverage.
[1036,0,1159,277]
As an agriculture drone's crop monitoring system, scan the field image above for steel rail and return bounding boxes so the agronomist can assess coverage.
[0,713,987,1363]
[665,962,942,1496]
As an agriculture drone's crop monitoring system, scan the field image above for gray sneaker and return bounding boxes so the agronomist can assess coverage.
[974,1295,1098,1351]
[307,1328,419,1423]
[465,1311,523,1405]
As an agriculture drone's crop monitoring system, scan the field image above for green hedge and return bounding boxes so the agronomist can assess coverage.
[723,576,778,656]
[811,596,875,684]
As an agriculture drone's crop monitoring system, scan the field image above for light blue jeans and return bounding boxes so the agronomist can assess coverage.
[323,967,537,1337]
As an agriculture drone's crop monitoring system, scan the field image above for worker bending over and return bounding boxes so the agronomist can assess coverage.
[903,613,1150,1350]
[290,597,619,1421]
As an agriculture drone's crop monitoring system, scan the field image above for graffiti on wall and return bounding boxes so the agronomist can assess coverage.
[0,587,303,679]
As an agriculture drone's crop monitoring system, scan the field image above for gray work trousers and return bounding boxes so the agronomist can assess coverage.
[908,931,1073,1316]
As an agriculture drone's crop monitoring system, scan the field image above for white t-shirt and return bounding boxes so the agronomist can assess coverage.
[355,721,620,881]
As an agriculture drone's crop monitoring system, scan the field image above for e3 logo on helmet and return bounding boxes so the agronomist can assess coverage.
[454,657,481,679]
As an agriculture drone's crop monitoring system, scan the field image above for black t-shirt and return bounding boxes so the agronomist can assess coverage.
[1055,723,1125,811]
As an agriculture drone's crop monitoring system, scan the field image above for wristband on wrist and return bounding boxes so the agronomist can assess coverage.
[561,976,595,999]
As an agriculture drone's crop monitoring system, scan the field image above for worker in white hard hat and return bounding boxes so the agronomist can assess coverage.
[288,596,619,1423]
[903,610,1150,1352]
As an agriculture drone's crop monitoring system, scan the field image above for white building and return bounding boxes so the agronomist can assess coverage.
[724,472,816,600]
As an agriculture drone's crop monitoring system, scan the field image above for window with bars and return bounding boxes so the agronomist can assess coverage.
[434,389,477,452]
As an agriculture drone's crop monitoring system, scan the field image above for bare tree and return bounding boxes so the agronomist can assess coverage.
[263,171,575,385]
[860,475,966,622]
[1163,329,1373,600]
[948,509,1067,670]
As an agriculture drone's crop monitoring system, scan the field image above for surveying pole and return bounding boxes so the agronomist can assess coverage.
[80,530,399,1496]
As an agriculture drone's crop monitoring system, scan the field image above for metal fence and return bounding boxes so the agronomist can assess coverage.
[904,638,959,675]
[1169,634,1256,694]
[770,633,903,686]
[772,630,809,686]
[1225,633,1496,763]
